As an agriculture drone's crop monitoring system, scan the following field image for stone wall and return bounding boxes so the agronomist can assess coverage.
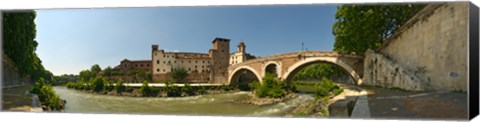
[2,53,33,88]
[364,2,469,91]
[364,49,426,91]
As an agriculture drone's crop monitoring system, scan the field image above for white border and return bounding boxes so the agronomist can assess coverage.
[0,0,478,122]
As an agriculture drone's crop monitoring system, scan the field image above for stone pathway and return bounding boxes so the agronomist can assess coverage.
[362,86,468,121]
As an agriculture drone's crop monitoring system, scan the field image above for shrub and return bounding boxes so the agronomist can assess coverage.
[165,80,181,96]
[104,80,115,91]
[182,83,194,96]
[90,76,105,92]
[140,81,152,96]
[252,73,288,98]
[313,77,339,97]
[30,78,62,111]
[115,79,126,93]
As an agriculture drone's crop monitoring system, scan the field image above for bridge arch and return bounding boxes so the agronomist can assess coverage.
[281,57,364,85]
[228,66,263,85]
[262,61,282,78]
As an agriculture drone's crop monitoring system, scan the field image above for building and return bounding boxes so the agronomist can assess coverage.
[151,37,231,83]
[113,59,152,73]
[112,37,249,83]
[230,41,256,65]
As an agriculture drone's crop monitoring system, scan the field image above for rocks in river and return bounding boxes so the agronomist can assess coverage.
[232,92,299,106]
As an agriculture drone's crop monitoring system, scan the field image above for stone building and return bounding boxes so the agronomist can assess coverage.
[113,59,152,73]
[149,37,232,83]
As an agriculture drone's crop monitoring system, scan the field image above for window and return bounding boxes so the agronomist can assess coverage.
[135,64,137,67]
[168,61,170,64]
[202,61,205,63]
[202,66,204,68]
[195,66,197,68]
[163,69,165,72]
[157,69,160,72]
[195,61,198,63]
[174,61,176,63]
[155,53,157,56]
[163,61,166,64]
[188,68,191,71]
[147,64,149,67]
[189,61,191,63]
[181,61,184,63]
[167,55,169,58]
[163,55,165,58]
[141,64,143,67]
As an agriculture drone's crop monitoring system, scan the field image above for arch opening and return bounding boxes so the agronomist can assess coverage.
[229,68,261,91]
[265,64,278,76]
[284,61,357,85]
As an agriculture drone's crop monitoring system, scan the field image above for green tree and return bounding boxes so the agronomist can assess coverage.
[128,69,147,83]
[79,70,95,81]
[115,79,126,93]
[332,4,425,54]
[90,64,102,74]
[2,11,52,82]
[171,68,188,82]
[103,66,113,80]
[90,76,105,92]
[293,64,344,81]
[140,81,152,96]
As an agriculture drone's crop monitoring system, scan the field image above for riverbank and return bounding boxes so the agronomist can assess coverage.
[67,86,241,98]
[231,92,299,106]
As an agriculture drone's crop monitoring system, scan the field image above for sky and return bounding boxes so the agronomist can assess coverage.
[34,4,339,75]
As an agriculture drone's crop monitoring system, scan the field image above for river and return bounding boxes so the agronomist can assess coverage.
[53,86,313,117]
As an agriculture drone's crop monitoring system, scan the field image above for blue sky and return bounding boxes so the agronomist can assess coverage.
[34,4,339,75]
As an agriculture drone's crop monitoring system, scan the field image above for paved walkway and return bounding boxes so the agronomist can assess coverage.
[362,86,468,120]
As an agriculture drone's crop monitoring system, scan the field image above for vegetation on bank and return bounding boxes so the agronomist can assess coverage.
[251,73,288,98]
[65,77,237,97]
[30,78,65,111]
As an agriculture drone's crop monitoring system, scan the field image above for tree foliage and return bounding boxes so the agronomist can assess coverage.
[332,4,425,54]
[3,11,51,81]
[171,68,188,82]
[293,64,344,81]
[252,73,288,98]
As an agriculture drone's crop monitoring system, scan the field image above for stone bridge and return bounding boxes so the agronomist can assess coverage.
[227,51,364,85]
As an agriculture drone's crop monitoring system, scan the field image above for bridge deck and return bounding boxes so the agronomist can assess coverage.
[123,83,225,87]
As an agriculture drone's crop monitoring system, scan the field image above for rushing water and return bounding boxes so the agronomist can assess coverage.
[53,86,313,117]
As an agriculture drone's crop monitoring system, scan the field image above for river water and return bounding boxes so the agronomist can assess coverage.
[53,86,313,117]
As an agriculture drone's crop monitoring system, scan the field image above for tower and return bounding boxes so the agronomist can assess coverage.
[237,41,246,53]
[210,37,230,83]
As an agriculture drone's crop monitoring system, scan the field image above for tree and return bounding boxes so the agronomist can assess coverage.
[79,70,95,81]
[140,81,152,96]
[3,11,51,81]
[90,76,105,92]
[128,69,147,83]
[115,79,126,93]
[332,4,425,54]
[90,64,102,75]
[293,64,344,81]
[103,66,113,80]
[171,68,188,82]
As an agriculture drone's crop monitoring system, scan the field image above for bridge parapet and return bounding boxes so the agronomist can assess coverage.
[229,51,363,68]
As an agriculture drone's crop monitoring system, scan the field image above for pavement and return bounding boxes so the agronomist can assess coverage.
[361,86,468,121]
